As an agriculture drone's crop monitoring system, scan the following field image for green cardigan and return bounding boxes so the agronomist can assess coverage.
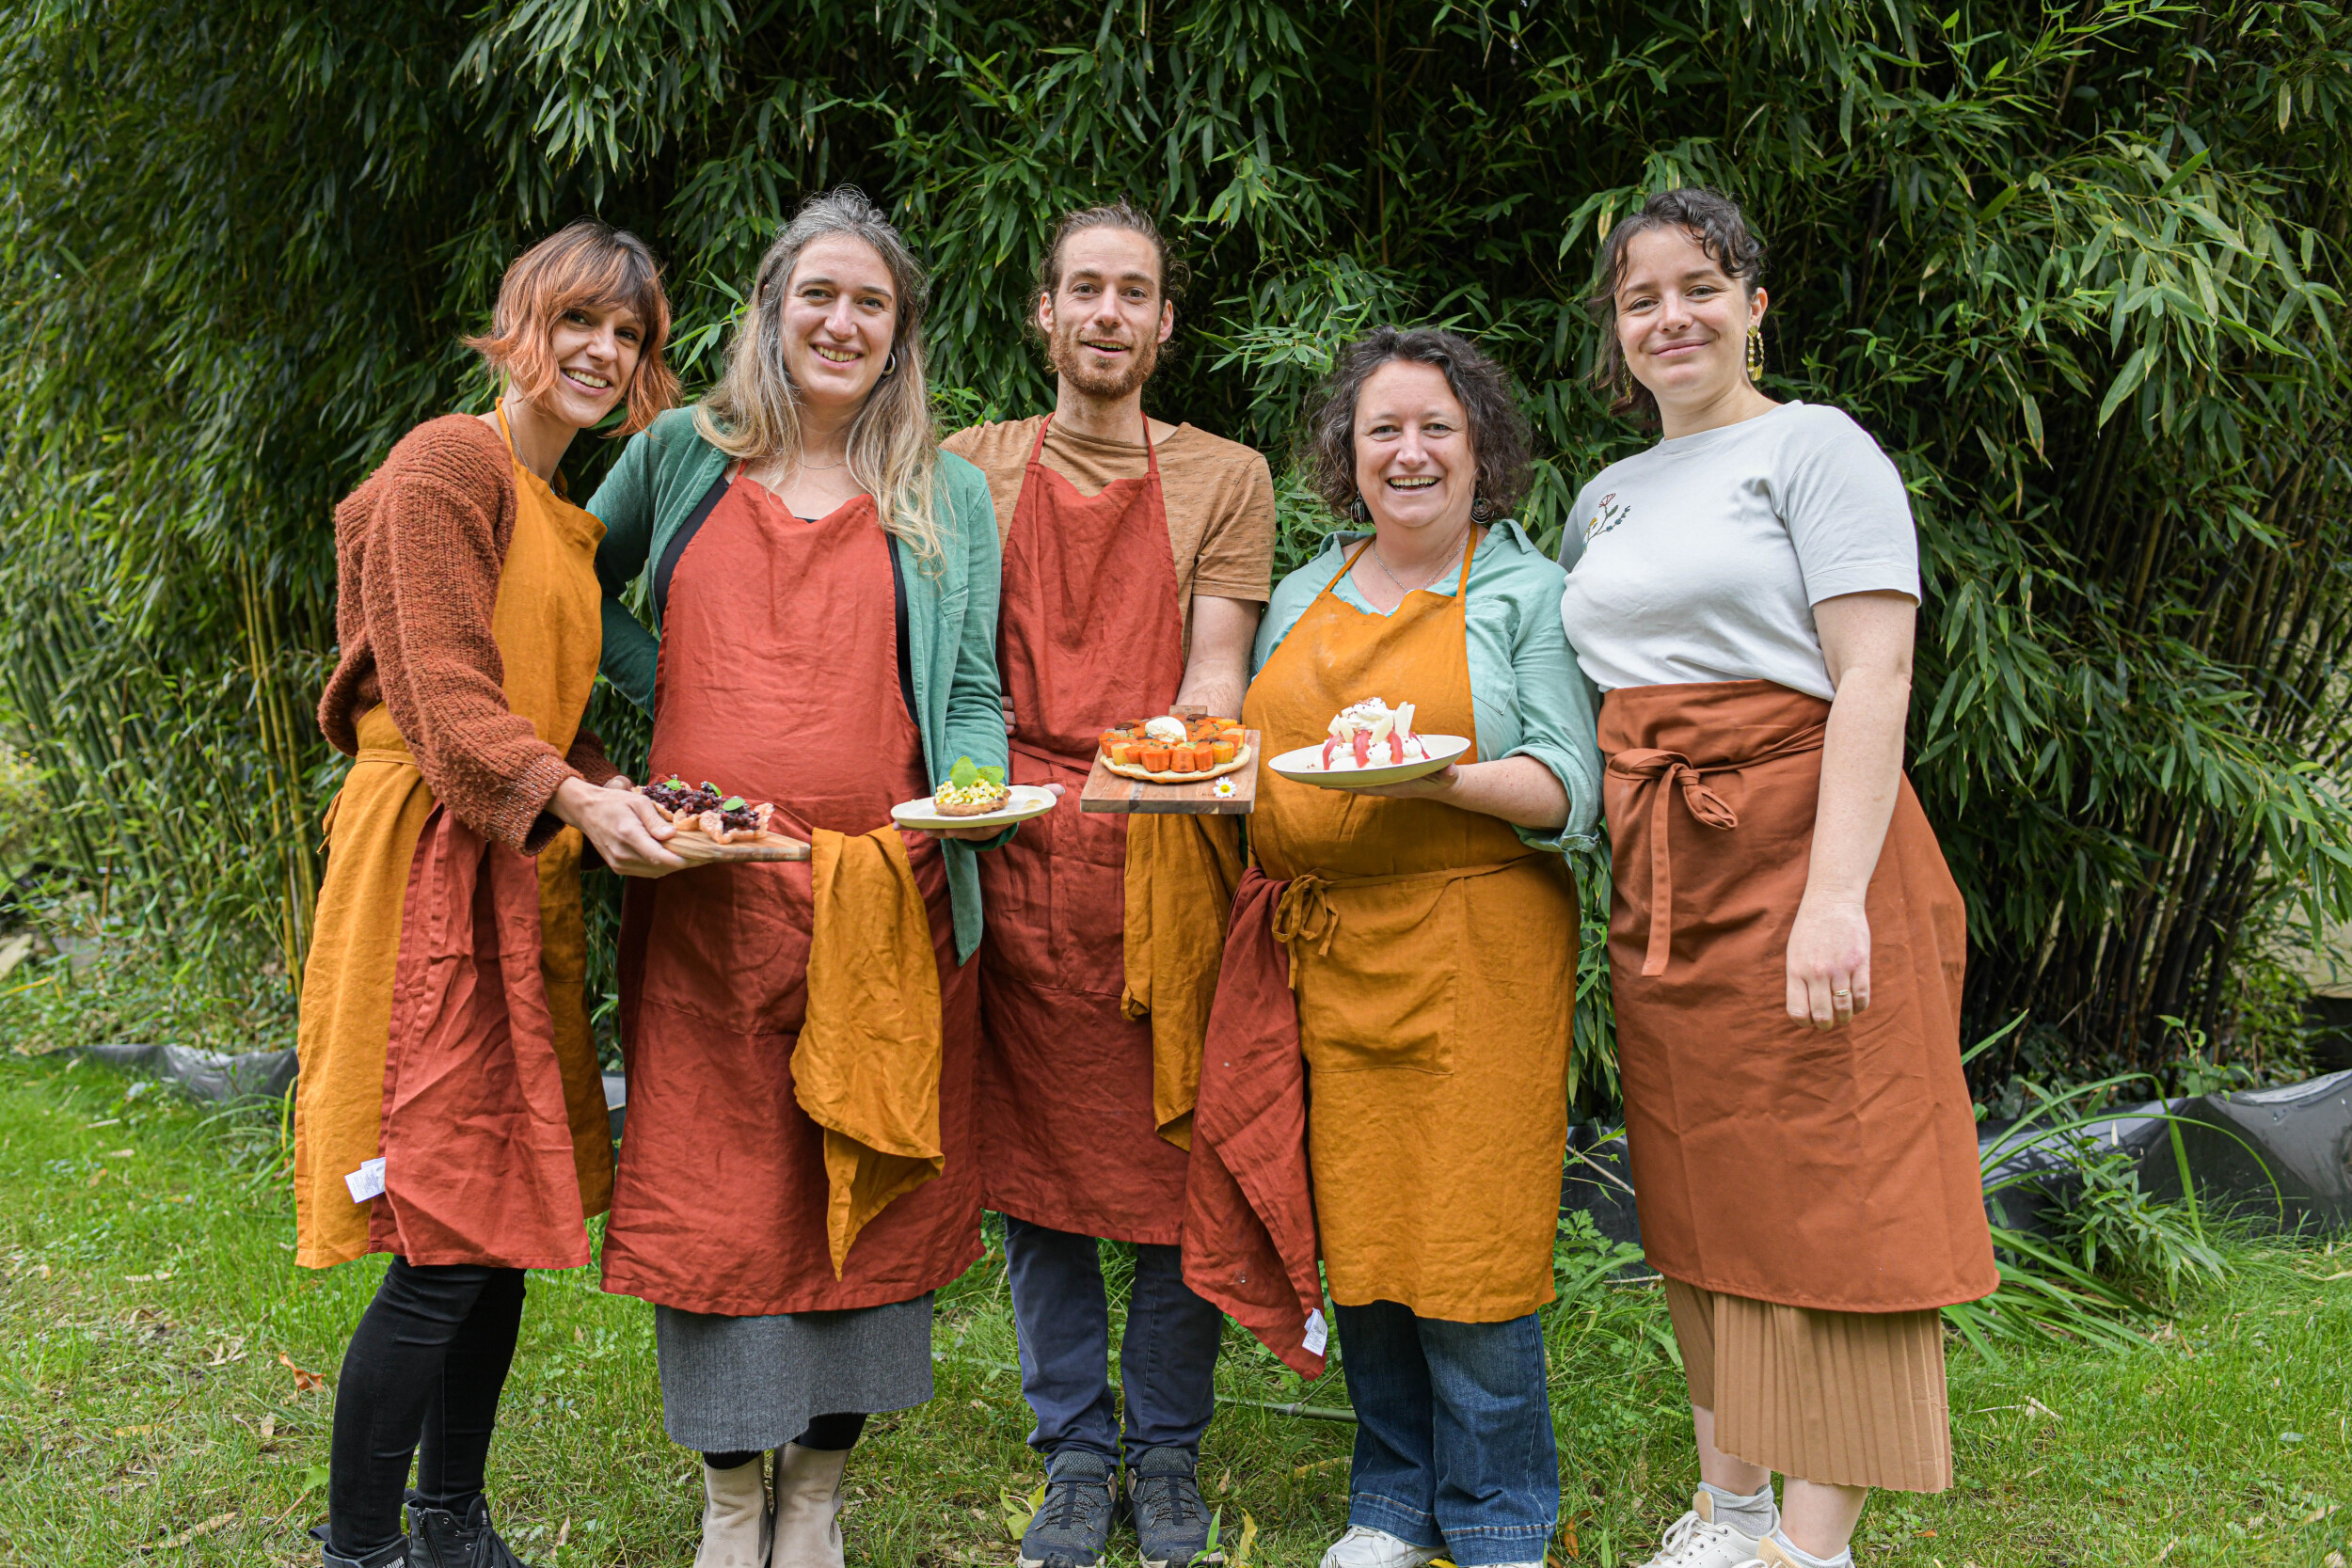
[586,407,1009,962]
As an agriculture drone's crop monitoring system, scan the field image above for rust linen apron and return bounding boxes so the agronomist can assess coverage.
[1244,535,1580,1323]
[295,422,612,1269]
[978,417,1194,1243]
[1600,678,1996,1312]
[1181,866,1325,1377]
[600,481,981,1316]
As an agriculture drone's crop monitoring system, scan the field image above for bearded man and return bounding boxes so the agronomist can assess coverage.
[945,201,1275,1568]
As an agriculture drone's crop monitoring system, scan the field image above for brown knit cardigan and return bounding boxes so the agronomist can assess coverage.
[319,415,618,853]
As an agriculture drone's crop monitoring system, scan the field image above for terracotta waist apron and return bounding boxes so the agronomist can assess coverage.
[1236,533,1579,1323]
[293,417,612,1269]
[599,480,981,1317]
[977,416,1196,1244]
[1599,678,1996,1311]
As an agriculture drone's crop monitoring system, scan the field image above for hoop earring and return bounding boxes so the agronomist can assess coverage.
[882,350,900,379]
[1746,330,1763,383]
[1470,496,1495,524]
[1350,494,1371,524]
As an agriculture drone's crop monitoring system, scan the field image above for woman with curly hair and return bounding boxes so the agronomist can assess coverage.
[298,217,683,1568]
[1222,326,1603,1568]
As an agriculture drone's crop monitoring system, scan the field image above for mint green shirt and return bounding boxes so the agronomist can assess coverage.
[1251,520,1603,851]
[586,407,1009,961]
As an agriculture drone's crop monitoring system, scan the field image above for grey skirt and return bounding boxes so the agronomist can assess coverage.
[655,1293,935,1452]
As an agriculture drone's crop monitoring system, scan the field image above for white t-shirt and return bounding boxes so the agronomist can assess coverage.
[1557,402,1918,702]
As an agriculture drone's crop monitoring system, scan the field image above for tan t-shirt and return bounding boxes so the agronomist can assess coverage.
[943,416,1278,626]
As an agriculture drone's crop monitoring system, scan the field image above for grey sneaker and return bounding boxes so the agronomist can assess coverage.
[1019,1449,1120,1568]
[1127,1447,1222,1568]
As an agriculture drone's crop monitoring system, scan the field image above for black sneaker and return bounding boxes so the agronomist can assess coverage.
[1127,1447,1222,1568]
[310,1524,411,1568]
[1019,1449,1120,1568]
[404,1494,538,1568]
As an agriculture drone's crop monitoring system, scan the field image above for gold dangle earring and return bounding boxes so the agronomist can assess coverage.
[1746,326,1764,384]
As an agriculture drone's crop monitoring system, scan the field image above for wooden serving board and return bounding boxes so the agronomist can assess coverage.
[664,832,811,864]
[1081,729,1262,816]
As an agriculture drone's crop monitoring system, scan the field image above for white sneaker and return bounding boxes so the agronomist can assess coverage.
[1636,1490,1766,1568]
[1319,1526,1443,1568]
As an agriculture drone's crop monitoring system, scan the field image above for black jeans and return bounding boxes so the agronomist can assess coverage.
[327,1259,526,1556]
[702,1411,867,1470]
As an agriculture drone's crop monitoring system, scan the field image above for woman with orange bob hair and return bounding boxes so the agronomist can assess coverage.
[295,218,686,1568]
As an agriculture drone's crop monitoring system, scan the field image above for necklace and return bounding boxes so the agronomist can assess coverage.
[1366,520,1473,595]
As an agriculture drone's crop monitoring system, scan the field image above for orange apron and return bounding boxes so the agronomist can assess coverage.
[1243,534,1580,1322]
[294,414,612,1269]
[600,481,982,1316]
[977,417,1193,1244]
[1600,679,1997,1311]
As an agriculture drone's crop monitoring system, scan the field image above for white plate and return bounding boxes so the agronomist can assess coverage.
[891,784,1059,832]
[1268,735,1472,790]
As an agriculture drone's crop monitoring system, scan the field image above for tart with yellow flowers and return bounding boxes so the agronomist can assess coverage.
[930,756,1011,817]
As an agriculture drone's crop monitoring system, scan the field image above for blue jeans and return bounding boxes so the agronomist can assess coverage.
[1001,1215,1223,1461]
[1335,1301,1559,1565]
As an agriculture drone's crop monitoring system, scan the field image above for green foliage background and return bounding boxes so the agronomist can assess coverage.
[4,0,2350,1099]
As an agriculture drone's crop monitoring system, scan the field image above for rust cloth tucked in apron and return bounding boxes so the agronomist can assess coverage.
[601,481,981,1316]
[294,435,612,1270]
[1121,813,1244,1149]
[1600,678,1996,1313]
[1181,867,1325,1376]
[1238,534,1580,1323]
[979,417,1195,1243]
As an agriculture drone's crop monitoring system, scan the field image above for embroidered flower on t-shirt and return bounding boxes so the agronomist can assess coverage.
[1585,491,1631,542]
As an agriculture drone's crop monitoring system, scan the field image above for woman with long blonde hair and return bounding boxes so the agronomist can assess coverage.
[587,187,1009,1568]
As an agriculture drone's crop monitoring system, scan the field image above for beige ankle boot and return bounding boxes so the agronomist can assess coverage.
[770,1443,850,1568]
[696,1454,772,1568]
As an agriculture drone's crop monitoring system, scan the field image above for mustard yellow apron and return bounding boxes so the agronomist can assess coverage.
[294,413,611,1267]
[1242,533,1579,1322]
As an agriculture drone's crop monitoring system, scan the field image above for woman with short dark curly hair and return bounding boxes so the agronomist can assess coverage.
[1561,187,1994,1568]
[1225,325,1602,1568]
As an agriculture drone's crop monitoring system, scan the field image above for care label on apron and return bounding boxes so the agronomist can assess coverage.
[343,1157,387,1203]
[1302,1308,1328,1356]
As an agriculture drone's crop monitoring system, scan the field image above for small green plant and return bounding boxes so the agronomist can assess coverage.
[2043,1141,2231,1302]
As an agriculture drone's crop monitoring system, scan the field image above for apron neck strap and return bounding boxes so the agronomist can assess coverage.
[1319,525,1480,611]
[1030,412,1160,478]
[497,401,568,499]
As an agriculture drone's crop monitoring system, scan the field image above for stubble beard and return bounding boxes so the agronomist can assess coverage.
[1051,316,1159,403]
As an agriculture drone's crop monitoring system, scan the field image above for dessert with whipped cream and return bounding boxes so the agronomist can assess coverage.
[1315,698,1429,770]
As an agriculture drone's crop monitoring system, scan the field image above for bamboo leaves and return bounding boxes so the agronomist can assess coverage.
[3,0,2348,1084]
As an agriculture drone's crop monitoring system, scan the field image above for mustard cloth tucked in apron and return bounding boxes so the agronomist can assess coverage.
[294,433,612,1269]
[1242,532,1580,1323]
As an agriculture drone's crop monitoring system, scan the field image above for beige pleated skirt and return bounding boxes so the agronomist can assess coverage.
[1663,1278,1953,1493]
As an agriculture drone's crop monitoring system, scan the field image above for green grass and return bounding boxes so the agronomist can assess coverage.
[0,1046,2346,1566]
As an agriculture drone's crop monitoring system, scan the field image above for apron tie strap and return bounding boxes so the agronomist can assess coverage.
[1608,724,1825,977]
[1270,875,1340,986]
[1270,858,1536,988]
